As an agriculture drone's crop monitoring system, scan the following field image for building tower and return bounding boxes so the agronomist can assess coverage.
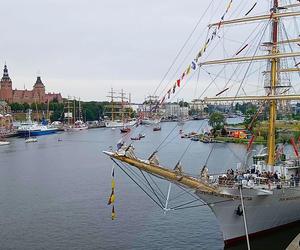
[0,65,13,103]
[33,76,46,103]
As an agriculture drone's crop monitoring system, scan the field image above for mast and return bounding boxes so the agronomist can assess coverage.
[129,93,132,118]
[78,97,82,121]
[34,98,39,122]
[108,88,115,122]
[120,89,125,124]
[65,96,73,126]
[47,99,50,121]
[267,0,279,166]
[73,97,76,123]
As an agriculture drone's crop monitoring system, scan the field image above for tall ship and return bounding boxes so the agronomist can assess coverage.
[104,0,300,247]
[138,95,161,125]
[105,88,136,129]
[64,97,88,132]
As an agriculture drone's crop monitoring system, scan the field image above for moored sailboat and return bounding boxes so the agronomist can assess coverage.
[104,88,136,129]
[64,97,88,132]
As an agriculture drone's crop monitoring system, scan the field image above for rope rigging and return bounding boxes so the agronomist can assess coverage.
[111,157,236,214]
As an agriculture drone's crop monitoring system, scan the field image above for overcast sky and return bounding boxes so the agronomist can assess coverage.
[0,0,281,102]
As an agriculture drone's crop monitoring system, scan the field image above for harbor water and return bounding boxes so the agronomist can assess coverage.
[0,121,299,250]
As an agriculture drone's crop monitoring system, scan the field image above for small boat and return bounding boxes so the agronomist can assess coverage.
[153,126,161,131]
[141,118,161,125]
[25,137,38,143]
[120,127,131,133]
[199,136,212,143]
[24,127,38,143]
[181,132,198,139]
[106,120,136,128]
[131,133,145,140]
[0,141,10,146]
[64,120,88,132]
[139,133,146,138]
[131,136,141,141]
[191,136,199,141]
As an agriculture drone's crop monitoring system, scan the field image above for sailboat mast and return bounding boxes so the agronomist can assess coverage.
[78,98,82,120]
[120,89,124,123]
[267,0,279,166]
[111,88,115,122]
[73,97,76,124]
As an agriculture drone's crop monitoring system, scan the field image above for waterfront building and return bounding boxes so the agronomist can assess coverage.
[190,99,207,112]
[0,65,63,104]
[164,103,189,118]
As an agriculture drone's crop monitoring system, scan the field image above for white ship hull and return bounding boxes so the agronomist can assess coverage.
[65,126,88,132]
[0,141,10,146]
[140,118,161,125]
[105,120,136,128]
[196,187,300,245]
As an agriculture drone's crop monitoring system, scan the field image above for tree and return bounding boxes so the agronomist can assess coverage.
[179,100,189,107]
[23,103,30,112]
[208,112,225,130]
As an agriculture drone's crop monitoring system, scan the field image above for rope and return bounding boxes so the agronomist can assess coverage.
[177,121,206,162]
[152,0,216,97]
[231,19,271,106]
[139,170,165,208]
[173,198,234,211]
[155,123,178,152]
[111,158,164,209]
[170,198,203,210]
[147,173,167,200]
[204,142,217,166]
[120,160,166,201]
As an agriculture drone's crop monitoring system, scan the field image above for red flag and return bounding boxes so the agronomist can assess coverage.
[177,79,181,87]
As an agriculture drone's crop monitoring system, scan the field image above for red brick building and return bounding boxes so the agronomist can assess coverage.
[0,65,63,104]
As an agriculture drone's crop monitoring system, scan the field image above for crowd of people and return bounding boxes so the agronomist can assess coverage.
[218,167,300,187]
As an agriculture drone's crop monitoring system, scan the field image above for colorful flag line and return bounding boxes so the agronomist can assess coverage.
[159,0,234,105]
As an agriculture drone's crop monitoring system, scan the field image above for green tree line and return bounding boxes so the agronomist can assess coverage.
[9,100,134,122]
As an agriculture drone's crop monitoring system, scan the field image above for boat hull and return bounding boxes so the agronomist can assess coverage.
[18,129,57,137]
[196,187,300,246]
[140,118,161,125]
[105,120,136,128]
[65,126,88,132]
[0,141,10,146]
